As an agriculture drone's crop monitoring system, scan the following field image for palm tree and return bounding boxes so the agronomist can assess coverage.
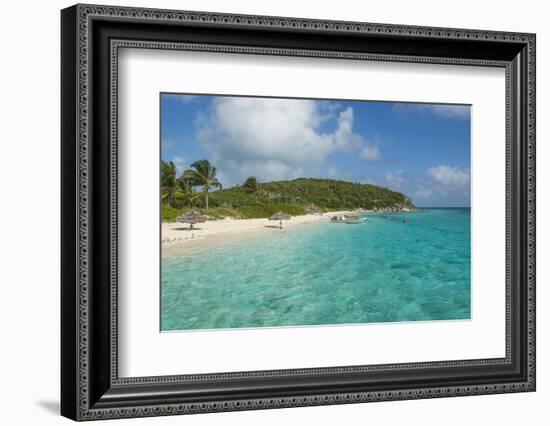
[161,180,202,208]
[161,161,201,207]
[182,160,222,209]
[176,175,193,194]
[161,188,200,207]
[243,176,265,203]
[243,176,260,193]
[161,161,177,205]
[174,176,202,207]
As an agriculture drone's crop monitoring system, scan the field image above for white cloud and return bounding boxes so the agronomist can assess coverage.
[381,165,470,206]
[172,155,188,175]
[317,100,342,122]
[429,105,470,119]
[196,98,369,184]
[384,169,406,190]
[426,165,470,187]
[360,146,380,161]
[333,107,365,150]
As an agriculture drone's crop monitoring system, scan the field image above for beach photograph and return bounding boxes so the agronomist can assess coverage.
[160,94,471,331]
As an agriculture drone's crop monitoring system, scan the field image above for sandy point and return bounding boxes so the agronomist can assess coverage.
[161,211,350,257]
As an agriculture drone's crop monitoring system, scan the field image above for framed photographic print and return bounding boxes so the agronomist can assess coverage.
[61,4,536,421]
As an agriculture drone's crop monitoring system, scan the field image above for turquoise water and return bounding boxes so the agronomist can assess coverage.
[161,208,470,331]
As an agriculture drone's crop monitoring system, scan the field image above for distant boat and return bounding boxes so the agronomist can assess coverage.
[330,214,365,224]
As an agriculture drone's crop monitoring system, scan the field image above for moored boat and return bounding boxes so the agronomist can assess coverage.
[330,214,365,224]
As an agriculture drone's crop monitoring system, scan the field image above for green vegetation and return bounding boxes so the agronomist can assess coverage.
[161,161,201,209]
[161,159,414,222]
[242,176,262,195]
[214,178,413,211]
[161,204,185,222]
[163,204,305,222]
[182,160,222,210]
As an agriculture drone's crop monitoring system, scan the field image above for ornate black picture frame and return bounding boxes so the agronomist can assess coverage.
[61,4,536,421]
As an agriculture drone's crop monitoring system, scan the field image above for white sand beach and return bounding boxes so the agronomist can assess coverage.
[162,211,350,257]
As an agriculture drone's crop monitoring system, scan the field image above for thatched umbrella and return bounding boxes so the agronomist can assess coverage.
[175,210,207,229]
[269,211,291,230]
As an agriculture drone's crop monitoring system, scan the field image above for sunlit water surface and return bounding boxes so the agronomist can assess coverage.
[161,208,470,331]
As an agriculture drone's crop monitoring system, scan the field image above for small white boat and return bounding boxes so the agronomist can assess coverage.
[330,214,365,224]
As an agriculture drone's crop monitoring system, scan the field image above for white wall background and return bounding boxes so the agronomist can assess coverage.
[0,0,546,424]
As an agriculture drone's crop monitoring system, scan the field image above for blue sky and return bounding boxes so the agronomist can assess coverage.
[161,94,471,207]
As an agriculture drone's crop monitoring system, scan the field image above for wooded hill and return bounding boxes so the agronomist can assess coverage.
[214,178,413,211]
[162,171,414,221]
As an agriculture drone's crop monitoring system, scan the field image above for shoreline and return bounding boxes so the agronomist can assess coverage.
[161,211,351,258]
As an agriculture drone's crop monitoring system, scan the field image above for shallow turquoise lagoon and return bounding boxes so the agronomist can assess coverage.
[161,208,470,331]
